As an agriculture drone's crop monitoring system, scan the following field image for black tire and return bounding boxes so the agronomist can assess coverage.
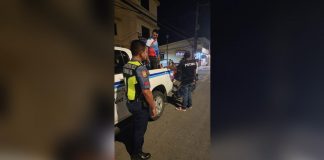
[150,91,165,121]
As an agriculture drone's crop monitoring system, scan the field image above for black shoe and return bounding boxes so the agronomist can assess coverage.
[131,152,151,160]
[181,107,187,111]
[139,151,151,159]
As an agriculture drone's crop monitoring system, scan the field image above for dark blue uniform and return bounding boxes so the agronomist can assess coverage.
[123,61,151,157]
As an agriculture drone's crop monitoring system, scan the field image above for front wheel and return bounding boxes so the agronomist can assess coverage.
[150,91,165,121]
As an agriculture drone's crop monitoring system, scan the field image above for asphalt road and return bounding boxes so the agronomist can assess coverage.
[115,66,210,160]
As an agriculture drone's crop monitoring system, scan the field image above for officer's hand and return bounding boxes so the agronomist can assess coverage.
[151,107,158,118]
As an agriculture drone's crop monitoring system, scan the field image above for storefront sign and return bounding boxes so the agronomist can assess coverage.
[176,50,186,56]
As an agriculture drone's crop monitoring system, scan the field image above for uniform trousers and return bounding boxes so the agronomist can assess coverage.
[126,101,150,155]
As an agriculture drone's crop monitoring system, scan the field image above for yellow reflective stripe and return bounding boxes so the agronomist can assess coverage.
[128,61,141,66]
[127,76,137,100]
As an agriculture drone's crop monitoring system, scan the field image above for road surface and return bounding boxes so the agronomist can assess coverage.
[115,66,210,160]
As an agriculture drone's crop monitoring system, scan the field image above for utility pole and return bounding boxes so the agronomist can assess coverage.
[166,34,169,66]
[192,0,200,60]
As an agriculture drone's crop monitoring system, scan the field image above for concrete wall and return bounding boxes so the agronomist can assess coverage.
[150,0,160,17]
[115,3,138,48]
[114,0,159,48]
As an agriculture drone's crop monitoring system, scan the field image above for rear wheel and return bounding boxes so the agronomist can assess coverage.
[150,91,165,121]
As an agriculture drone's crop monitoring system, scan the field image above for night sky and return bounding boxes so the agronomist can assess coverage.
[210,0,324,135]
[157,0,210,45]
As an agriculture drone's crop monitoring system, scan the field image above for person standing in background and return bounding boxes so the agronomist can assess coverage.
[175,51,197,111]
[146,29,160,69]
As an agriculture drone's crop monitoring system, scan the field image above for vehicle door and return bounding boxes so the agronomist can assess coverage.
[114,49,131,124]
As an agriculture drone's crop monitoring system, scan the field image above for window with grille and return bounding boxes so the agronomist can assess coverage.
[141,26,150,39]
[115,50,130,74]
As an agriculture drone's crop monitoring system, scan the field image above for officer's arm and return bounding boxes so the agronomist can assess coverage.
[136,67,156,112]
[142,89,156,111]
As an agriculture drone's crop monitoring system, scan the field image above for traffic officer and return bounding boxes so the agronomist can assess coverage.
[123,40,157,160]
[175,51,197,111]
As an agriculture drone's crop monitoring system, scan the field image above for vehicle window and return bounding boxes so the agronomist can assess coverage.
[120,51,130,64]
[115,50,130,74]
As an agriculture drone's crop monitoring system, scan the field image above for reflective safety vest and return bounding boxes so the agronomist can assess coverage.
[123,61,142,101]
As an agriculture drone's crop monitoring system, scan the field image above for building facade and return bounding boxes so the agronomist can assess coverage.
[114,0,160,48]
[159,37,211,66]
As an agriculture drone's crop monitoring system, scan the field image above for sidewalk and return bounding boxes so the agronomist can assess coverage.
[198,65,210,70]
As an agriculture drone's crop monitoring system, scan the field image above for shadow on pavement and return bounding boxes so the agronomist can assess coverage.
[116,96,183,157]
[166,96,182,108]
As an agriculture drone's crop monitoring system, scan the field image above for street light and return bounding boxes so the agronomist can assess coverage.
[166,34,169,66]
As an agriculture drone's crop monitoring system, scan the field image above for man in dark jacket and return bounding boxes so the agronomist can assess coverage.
[175,51,197,111]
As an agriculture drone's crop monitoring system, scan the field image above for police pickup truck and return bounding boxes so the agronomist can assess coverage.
[114,47,173,129]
